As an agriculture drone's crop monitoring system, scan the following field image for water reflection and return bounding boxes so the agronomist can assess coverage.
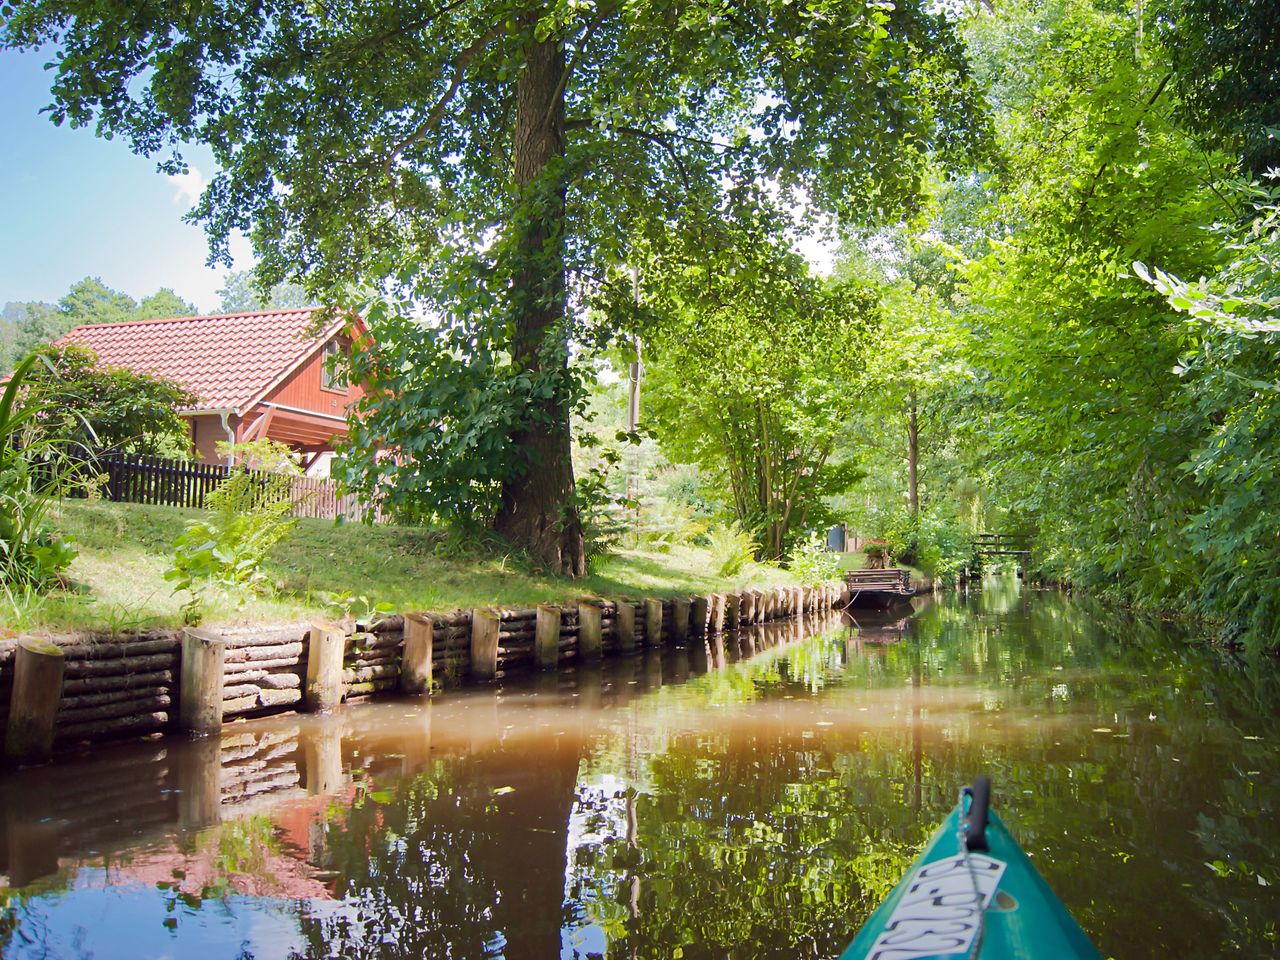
[2,587,1278,959]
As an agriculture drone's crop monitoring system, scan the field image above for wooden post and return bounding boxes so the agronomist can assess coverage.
[709,594,726,633]
[578,601,603,660]
[671,598,691,642]
[724,593,741,628]
[536,605,561,669]
[471,609,501,681]
[644,599,664,646]
[401,612,434,694]
[740,591,756,624]
[691,596,709,636]
[304,622,346,712]
[4,638,65,764]
[615,601,637,651]
[179,627,226,736]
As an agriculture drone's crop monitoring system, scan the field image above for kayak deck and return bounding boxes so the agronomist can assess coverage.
[839,804,1101,960]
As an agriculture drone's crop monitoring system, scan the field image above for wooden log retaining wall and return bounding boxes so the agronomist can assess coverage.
[0,581,843,762]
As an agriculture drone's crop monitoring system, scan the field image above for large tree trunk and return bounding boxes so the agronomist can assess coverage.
[493,27,587,577]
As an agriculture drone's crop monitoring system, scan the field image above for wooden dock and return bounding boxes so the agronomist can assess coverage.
[842,569,916,610]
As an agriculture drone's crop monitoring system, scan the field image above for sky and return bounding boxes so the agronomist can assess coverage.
[1,46,835,317]
[0,47,251,313]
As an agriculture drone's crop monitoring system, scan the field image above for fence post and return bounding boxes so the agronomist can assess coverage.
[471,609,501,681]
[536,605,561,670]
[615,601,637,651]
[304,622,347,712]
[671,598,691,642]
[4,638,65,765]
[691,597,709,636]
[578,601,603,660]
[724,593,741,629]
[709,594,726,634]
[643,599,664,646]
[179,627,226,735]
[401,612,434,694]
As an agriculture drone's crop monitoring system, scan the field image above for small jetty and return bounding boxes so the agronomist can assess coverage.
[841,568,916,610]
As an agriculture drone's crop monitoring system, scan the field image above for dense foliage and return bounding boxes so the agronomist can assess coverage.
[6,0,1280,648]
[634,194,874,559]
[3,0,988,573]
[0,355,79,601]
[25,343,196,457]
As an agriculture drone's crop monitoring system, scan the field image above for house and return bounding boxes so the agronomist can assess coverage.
[55,307,365,474]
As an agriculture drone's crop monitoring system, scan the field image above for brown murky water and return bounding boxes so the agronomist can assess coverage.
[1,579,1277,958]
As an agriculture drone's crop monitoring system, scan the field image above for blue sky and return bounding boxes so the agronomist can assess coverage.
[0,47,251,313]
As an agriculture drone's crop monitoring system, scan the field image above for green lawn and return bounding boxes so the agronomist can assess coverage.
[5,500,805,633]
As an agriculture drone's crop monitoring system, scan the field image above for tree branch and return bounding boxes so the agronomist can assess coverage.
[542,6,615,130]
[564,119,692,189]
[386,20,508,168]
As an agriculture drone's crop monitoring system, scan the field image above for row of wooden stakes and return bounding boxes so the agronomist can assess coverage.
[2,581,841,766]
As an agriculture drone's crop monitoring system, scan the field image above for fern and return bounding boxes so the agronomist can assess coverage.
[706,522,757,578]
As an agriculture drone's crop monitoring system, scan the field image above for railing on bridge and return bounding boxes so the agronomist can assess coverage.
[971,533,1032,558]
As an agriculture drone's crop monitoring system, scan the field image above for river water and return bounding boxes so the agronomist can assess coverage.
[1,579,1277,959]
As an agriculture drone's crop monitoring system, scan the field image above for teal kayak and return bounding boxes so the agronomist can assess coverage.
[839,777,1103,960]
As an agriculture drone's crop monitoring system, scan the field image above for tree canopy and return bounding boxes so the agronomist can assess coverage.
[2,0,989,572]
[1,277,197,369]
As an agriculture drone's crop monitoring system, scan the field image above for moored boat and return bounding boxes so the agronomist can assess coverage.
[839,777,1102,960]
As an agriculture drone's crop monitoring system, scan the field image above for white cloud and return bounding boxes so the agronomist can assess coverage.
[167,166,206,206]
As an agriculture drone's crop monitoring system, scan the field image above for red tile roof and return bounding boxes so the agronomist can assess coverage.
[55,308,350,412]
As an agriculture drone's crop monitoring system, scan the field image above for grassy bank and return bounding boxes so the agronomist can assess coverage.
[3,500,806,633]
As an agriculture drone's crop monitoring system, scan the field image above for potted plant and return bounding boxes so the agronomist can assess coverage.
[862,539,890,569]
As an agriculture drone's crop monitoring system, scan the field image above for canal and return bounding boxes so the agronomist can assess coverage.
[1,579,1277,958]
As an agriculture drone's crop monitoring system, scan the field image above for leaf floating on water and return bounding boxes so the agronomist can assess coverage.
[1092,727,1113,733]
[815,721,833,727]
[1243,735,1262,741]
[493,786,515,795]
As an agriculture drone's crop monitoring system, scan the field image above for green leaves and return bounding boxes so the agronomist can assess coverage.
[165,461,297,624]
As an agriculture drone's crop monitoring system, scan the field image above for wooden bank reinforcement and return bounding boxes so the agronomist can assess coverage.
[0,581,843,765]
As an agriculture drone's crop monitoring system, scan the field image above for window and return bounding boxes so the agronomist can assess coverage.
[322,338,349,392]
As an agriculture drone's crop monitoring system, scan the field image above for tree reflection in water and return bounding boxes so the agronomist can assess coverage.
[1,584,1278,959]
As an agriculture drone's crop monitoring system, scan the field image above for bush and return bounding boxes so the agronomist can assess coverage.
[879,509,973,583]
[706,522,758,578]
[26,342,197,457]
[786,531,841,585]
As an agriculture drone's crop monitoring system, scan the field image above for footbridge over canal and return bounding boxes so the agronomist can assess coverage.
[971,533,1032,570]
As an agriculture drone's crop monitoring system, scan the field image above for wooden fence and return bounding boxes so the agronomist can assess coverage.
[94,453,379,522]
[0,582,845,761]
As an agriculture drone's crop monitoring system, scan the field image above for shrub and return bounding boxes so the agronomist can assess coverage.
[26,342,197,457]
[786,531,841,585]
[165,441,299,623]
[706,522,758,578]
[879,509,972,583]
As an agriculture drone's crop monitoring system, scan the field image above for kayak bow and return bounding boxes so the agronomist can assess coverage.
[839,777,1102,960]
